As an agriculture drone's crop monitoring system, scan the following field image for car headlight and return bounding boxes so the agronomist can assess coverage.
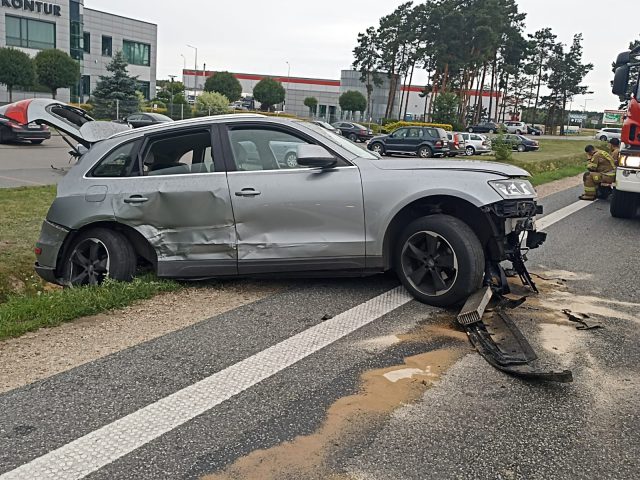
[619,154,640,168]
[489,179,536,198]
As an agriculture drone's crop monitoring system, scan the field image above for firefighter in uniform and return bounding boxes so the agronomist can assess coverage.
[609,138,621,166]
[580,145,616,201]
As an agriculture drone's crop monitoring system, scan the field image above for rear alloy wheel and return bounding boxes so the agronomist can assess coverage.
[284,152,298,168]
[394,215,485,307]
[517,144,526,152]
[465,146,475,156]
[348,133,358,142]
[600,135,608,142]
[370,142,385,155]
[417,146,433,158]
[610,189,639,219]
[488,129,495,134]
[63,228,136,286]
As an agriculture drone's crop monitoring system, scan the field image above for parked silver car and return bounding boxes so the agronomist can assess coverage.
[459,132,492,156]
[18,99,546,307]
[594,128,622,142]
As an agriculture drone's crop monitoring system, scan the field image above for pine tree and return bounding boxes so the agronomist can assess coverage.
[91,51,141,118]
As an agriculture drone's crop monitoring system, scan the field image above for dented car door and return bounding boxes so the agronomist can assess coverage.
[223,123,366,274]
[110,125,238,277]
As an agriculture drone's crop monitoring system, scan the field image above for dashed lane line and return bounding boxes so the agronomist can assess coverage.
[0,287,413,480]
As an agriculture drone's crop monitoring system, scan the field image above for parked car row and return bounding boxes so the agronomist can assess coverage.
[466,121,543,136]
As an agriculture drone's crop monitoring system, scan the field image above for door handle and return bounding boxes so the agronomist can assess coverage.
[235,188,261,197]
[124,195,149,204]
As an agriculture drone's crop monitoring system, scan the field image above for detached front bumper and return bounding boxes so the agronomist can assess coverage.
[34,220,70,284]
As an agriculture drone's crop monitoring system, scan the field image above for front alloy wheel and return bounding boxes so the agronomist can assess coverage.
[401,231,458,296]
[394,215,485,306]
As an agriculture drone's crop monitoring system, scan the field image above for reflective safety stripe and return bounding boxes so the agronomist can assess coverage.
[603,171,616,177]
[584,187,597,192]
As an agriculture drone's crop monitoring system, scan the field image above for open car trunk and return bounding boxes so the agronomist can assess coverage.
[0,99,130,147]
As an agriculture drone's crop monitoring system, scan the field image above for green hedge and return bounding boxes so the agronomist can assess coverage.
[382,121,453,134]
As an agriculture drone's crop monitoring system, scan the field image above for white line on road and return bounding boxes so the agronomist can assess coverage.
[0,287,413,480]
[538,199,596,231]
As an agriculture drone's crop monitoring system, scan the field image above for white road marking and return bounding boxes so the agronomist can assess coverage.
[538,199,596,231]
[0,287,413,480]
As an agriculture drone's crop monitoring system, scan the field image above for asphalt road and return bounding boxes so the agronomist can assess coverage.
[0,187,639,479]
[0,134,72,188]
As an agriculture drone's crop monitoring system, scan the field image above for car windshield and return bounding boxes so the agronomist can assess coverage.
[352,123,367,130]
[298,121,378,160]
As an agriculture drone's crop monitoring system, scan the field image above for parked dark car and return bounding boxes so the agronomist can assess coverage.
[0,101,51,144]
[467,122,503,134]
[332,122,373,142]
[311,120,341,135]
[117,112,173,129]
[446,132,465,157]
[503,134,539,152]
[528,125,542,136]
[367,126,450,158]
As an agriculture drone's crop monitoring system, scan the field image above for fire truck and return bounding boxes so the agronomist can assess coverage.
[611,46,640,218]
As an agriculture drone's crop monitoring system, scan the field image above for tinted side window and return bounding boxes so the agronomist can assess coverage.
[92,141,140,177]
[143,130,216,175]
[228,127,311,171]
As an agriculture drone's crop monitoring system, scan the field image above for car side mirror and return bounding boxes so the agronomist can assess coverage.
[612,65,630,97]
[296,144,338,169]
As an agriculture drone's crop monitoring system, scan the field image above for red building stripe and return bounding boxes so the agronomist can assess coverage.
[183,70,341,87]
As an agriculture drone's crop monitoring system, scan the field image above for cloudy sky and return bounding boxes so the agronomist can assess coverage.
[90,0,633,111]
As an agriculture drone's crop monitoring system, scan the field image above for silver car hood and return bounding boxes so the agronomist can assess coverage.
[371,159,530,177]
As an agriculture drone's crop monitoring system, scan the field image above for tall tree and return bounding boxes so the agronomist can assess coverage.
[0,47,36,102]
[353,26,383,120]
[545,34,593,135]
[91,51,141,118]
[304,96,318,116]
[339,90,367,118]
[34,49,80,99]
[204,71,242,103]
[253,77,285,112]
[528,28,557,121]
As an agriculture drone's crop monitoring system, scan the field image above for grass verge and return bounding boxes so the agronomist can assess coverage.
[0,277,180,341]
[481,138,603,185]
[0,185,57,302]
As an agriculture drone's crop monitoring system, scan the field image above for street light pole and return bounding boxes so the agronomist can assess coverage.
[168,74,176,119]
[187,44,198,101]
[284,61,291,113]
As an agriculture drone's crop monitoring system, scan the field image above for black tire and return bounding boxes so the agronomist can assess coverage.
[610,189,639,219]
[370,142,385,155]
[600,135,608,142]
[348,133,358,142]
[394,215,485,307]
[31,140,44,145]
[62,228,136,286]
[516,130,522,134]
[417,145,433,158]
[465,146,475,156]
[517,144,526,152]
[0,126,7,144]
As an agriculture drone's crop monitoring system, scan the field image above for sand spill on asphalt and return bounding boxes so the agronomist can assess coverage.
[202,320,470,480]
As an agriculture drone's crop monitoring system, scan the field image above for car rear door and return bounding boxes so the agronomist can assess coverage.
[105,125,238,277]
[223,122,366,273]
[385,128,409,152]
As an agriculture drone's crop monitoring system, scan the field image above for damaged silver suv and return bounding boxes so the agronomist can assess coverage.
[13,99,546,307]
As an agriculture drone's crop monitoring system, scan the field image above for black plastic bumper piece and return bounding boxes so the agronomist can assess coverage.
[464,308,573,383]
[34,263,58,284]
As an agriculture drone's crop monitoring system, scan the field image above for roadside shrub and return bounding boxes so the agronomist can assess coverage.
[382,121,453,133]
[360,122,383,134]
[492,132,512,162]
[195,91,229,116]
